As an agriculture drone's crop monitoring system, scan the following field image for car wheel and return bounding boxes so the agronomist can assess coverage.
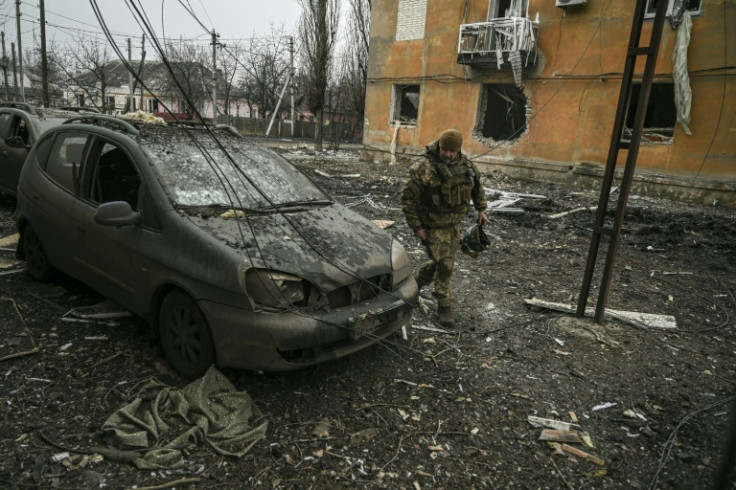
[159,291,215,380]
[23,225,52,281]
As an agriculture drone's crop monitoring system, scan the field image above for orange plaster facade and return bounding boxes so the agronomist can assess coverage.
[363,0,736,205]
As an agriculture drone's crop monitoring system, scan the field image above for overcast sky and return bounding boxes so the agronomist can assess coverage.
[0,1,303,55]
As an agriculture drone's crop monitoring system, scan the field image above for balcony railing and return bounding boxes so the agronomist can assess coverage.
[457,17,539,67]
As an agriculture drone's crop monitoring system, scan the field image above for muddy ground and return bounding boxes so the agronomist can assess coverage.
[0,144,735,490]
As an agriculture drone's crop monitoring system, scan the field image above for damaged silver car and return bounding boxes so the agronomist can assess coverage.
[15,115,418,378]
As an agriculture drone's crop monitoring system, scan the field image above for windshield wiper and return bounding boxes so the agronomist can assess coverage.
[261,199,334,211]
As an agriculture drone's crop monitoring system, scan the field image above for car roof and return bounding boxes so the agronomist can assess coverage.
[58,114,245,145]
[0,103,91,122]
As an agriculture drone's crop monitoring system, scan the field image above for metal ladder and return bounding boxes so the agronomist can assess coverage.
[576,0,669,322]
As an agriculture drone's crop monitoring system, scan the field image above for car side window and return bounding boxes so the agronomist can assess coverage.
[44,133,89,195]
[92,142,141,211]
[10,117,30,145]
[0,113,11,139]
[32,135,54,169]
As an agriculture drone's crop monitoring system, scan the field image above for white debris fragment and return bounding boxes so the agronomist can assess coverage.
[592,402,617,412]
[527,415,579,431]
[52,452,70,462]
[623,409,647,421]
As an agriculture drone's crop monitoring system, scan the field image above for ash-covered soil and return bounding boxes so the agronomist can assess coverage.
[1,144,735,489]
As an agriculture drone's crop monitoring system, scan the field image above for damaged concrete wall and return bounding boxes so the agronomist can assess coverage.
[362,0,736,206]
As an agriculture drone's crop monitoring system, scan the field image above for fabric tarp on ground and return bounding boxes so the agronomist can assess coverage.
[102,365,268,469]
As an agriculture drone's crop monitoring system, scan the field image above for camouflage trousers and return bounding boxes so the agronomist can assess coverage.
[416,225,461,309]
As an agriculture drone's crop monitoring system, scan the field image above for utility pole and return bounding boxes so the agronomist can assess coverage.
[139,34,145,111]
[39,0,49,107]
[211,29,219,122]
[127,38,134,111]
[15,0,24,101]
[289,36,295,136]
[11,42,17,100]
[1,32,8,100]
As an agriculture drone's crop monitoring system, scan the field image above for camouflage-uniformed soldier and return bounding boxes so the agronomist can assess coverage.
[401,129,489,328]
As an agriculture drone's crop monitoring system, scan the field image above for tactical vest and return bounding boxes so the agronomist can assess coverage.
[422,160,476,223]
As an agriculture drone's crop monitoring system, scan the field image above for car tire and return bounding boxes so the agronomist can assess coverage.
[23,225,52,281]
[159,290,215,380]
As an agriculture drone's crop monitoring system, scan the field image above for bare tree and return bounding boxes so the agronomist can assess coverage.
[22,40,63,106]
[237,30,291,120]
[298,0,339,151]
[157,40,210,118]
[326,0,371,145]
[345,0,370,119]
[55,35,112,111]
[218,42,243,120]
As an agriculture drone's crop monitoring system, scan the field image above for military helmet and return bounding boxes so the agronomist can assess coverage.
[460,224,491,258]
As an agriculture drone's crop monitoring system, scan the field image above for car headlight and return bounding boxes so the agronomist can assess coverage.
[245,269,307,309]
[391,239,412,288]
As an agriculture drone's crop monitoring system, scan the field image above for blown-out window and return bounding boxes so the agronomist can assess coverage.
[623,82,676,144]
[645,0,701,18]
[477,84,527,142]
[391,84,420,125]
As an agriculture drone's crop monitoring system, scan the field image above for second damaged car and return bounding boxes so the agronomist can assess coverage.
[15,115,418,378]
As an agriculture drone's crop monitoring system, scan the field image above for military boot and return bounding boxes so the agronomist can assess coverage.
[437,306,456,328]
[415,275,429,292]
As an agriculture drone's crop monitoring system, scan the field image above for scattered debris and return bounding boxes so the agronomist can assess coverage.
[538,429,585,444]
[528,415,579,431]
[0,297,40,362]
[548,206,597,219]
[312,418,332,438]
[0,233,21,268]
[411,324,452,335]
[592,402,618,412]
[623,409,647,421]
[524,298,677,329]
[346,195,382,209]
[66,299,132,320]
[556,443,606,466]
[371,219,395,229]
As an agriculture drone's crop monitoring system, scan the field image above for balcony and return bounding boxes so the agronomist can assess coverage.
[457,17,539,68]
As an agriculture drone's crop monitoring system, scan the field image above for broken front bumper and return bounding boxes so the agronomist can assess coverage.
[201,278,418,372]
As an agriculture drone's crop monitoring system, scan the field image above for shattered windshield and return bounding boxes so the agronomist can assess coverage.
[143,137,329,209]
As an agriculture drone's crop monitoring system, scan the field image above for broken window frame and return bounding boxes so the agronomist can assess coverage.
[487,0,528,20]
[476,83,527,142]
[644,0,701,19]
[622,82,677,145]
[391,84,420,125]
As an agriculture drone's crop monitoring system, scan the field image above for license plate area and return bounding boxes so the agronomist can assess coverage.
[348,305,402,340]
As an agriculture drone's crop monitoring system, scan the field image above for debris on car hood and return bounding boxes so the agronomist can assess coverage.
[187,204,393,291]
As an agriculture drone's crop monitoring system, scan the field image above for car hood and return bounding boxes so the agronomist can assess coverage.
[187,203,393,291]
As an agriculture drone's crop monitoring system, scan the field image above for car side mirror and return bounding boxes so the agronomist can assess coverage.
[5,135,27,149]
[95,201,141,227]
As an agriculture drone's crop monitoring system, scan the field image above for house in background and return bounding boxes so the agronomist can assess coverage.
[65,60,239,122]
[362,0,735,205]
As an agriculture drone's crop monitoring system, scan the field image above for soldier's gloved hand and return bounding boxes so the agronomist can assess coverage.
[477,211,489,227]
[415,228,427,242]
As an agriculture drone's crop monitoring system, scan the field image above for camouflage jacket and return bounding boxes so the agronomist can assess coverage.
[401,140,487,232]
